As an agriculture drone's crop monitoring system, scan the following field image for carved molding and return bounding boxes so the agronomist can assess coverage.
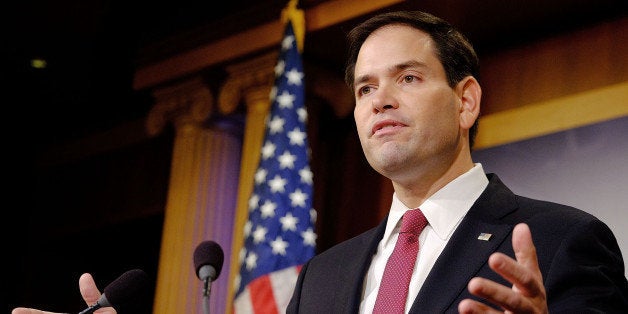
[218,52,277,114]
[217,51,354,118]
[146,77,214,136]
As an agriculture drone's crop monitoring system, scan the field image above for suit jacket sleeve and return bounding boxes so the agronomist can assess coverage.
[540,216,628,313]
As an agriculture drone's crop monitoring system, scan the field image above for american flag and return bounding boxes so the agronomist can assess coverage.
[233,19,316,313]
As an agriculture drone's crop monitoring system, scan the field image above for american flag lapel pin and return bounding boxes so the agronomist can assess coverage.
[477,233,492,241]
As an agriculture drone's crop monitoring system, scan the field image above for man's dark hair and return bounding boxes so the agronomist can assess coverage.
[344,11,480,149]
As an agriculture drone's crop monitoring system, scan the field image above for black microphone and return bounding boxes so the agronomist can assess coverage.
[78,269,149,314]
[194,240,225,284]
[193,241,224,314]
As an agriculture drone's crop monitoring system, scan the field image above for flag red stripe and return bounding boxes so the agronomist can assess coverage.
[249,274,279,313]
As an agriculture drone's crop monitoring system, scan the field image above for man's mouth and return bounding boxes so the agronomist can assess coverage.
[372,120,406,136]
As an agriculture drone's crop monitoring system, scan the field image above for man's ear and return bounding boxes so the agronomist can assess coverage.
[457,76,481,130]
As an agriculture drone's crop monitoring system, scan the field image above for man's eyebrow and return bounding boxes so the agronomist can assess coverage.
[354,60,429,86]
[394,60,428,71]
[354,74,372,87]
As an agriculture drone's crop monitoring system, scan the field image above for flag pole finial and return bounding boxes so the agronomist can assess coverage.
[281,0,305,52]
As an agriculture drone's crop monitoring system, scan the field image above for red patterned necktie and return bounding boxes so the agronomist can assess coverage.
[373,209,428,314]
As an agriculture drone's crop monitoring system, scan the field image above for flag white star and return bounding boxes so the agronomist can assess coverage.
[268,116,285,134]
[310,208,317,223]
[238,247,247,262]
[268,174,287,193]
[245,252,258,270]
[254,169,268,185]
[274,60,285,77]
[260,200,277,218]
[248,194,260,210]
[297,107,307,123]
[282,35,295,50]
[243,220,252,236]
[278,150,296,169]
[286,68,304,85]
[252,225,268,244]
[287,127,306,146]
[299,166,313,185]
[289,188,308,207]
[279,212,299,232]
[261,141,277,160]
[270,236,289,255]
[276,90,295,109]
[301,228,317,246]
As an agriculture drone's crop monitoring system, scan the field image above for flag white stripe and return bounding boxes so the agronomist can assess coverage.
[270,266,300,312]
[233,288,254,314]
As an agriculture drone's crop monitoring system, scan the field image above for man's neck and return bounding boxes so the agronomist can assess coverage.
[392,158,475,209]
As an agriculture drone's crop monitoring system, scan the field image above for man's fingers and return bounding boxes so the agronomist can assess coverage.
[11,308,58,314]
[512,223,539,271]
[458,298,503,314]
[79,273,101,305]
[488,253,542,297]
[467,277,531,312]
[488,224,544,298]
[78,273,118,314]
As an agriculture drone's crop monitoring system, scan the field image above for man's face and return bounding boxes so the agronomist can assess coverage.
[352,24,463,182]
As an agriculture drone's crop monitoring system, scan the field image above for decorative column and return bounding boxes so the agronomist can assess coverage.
[217,52,278,314]
[147,76,243,314]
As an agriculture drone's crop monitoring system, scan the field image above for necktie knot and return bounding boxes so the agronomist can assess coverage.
[400,208,428,235]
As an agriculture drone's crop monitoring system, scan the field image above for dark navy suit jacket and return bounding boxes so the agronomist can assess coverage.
[287,174,628,313]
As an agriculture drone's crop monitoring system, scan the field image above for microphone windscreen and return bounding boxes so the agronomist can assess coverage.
[193,240,224,279]
[102,269,149,308]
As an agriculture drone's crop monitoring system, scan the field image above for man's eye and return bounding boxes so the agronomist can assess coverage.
[403,75,415,83]
[359,86,371,95]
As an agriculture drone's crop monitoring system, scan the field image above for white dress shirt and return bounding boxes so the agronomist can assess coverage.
[359,164,489,313]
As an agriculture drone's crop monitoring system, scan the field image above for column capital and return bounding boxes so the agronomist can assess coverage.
[218,52,277,114]
[146,77,214,136]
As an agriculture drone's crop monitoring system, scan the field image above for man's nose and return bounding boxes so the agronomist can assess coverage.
[371,85,399,112]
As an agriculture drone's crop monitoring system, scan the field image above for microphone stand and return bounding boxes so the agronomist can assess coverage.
[202,277,212,314]
[77,303,103,314]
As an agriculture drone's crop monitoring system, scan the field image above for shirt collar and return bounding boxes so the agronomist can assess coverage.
[384,163,489,244]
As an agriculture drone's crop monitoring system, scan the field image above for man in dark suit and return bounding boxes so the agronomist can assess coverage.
[286,11,628,313]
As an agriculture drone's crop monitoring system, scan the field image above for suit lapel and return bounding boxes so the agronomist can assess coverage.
[410,174,519,313]
[342,216,388,313]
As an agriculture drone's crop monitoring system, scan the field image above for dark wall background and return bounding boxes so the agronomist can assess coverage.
[7,130,174,313]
